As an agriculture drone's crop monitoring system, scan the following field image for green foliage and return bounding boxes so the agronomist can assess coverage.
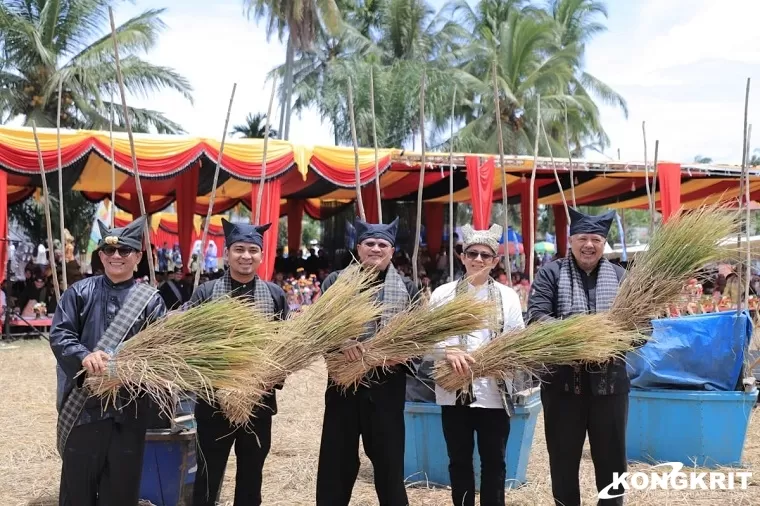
[9,189,97,253]
[0,0,193,132]
[230,113,279,138]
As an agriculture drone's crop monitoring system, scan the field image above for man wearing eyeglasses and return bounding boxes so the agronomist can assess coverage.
[50,216,167,506]
[526,208,627,506]
[189,219,288,506]
[316,217,420,506]
[427,224,524,506]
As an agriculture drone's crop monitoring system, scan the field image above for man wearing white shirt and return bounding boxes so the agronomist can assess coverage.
[428,223,525,506]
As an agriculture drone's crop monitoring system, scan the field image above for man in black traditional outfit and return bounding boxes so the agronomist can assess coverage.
[190,219,288,506]
[50,215,167,506]
[527,208,627,506]
[316,217,420,506]
[159,267,187,309]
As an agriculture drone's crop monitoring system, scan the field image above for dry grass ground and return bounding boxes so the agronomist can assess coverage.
[2,339,760,505]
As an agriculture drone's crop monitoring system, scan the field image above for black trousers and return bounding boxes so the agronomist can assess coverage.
[58,419,147,506]
[441,406,510,506]
[316,370,408,506]
[541,389,628,506]
[192,400,273,506]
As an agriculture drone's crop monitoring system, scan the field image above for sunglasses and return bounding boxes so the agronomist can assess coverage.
[102,246,136,257]
[465,250,496,261]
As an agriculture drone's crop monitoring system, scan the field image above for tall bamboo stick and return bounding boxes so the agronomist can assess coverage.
[528,97,541,283]
[738,77,751,313]
[650,140,659,232]
[109,89,116,227]
[412,71,426,286]
[194,83,237,290]
[449,85,456,281]
[55,79,67,291]
[642,121,652,239]
[109,7,155,286]
[347,77,365,221]
[31,122,61,302]
[563,105,576,207]
[369,67,383,222]
[254,78,277,225]
[540,118,570,223]
[744,124,753,308]
[492,59,512,281]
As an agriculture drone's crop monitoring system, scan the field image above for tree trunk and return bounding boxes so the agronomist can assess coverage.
[282,36,295,141]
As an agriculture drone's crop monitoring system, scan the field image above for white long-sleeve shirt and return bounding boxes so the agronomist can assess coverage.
[427,280,525,409]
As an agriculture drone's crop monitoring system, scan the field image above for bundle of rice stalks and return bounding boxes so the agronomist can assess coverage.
[325,289,501,390]
[611,203,741,331]
[85,296,278,418]
[433,313,638,392]
[219,263,385,425]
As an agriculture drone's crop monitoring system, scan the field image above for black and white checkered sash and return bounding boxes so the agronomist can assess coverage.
[359,264,410,341]
[557,256,619,318]
[210,270,275,318]
[56,282,157,457]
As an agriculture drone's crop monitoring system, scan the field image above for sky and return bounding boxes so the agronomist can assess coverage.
[99,0,760,166]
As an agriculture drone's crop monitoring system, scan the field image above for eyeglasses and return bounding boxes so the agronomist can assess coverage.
[465,250,496,261]
[102,246,135,257]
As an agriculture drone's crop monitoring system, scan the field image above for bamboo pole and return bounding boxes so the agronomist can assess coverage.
[369,67,382,222]
[31,122,61,303]
[109,89,116,227]
[738,77,751,313]
[650,140,659,232]
[109,7,155,286]
[347,77,365,221]
[254,78,277,225]
[528,97,540,283]
[563,105,576,207]
[744,124,753,308]
[412,71,426,286]
[492,59,512,281]
[540,118,570,223]
[449,85,456,281]
[642,121,653,239]
[56,79,67,291]
[194,83,237,290]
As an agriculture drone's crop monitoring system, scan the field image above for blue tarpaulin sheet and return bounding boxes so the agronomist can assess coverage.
[627,310,753,391]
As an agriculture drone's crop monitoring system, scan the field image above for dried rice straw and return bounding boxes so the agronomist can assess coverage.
[219,264,384,425]
[84,296,278,419]
[326,289,500,390]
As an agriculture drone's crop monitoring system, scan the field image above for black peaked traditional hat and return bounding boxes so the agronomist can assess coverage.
[354,217,399,246]
[568,207,616,238]
[221,218,271,249]
[97,215,146,251]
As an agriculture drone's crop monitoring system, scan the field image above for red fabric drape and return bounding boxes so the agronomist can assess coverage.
[521,184,538,277]
[0,170,7,284]
[553,205,568,258]
[361,185,380,224]
[424,202,444,255]
[176,164,199,273]
[658,163,681,222]
[465,156,495,229]
[251,180,282,281]
[310,154,393,186]
[287,200,304,254]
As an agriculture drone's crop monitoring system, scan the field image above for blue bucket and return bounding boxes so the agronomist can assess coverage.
[139,429,197,506]
[626,388,758,468]
[403,388,542,489]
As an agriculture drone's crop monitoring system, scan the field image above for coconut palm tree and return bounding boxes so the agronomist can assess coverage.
[0,1,193,133]
[230,112,279,138]
[245,0,342,140]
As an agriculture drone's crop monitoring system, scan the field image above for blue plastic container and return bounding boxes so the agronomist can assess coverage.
[627,388,758,468]
[404,388,542,489]
[139,429,198,506]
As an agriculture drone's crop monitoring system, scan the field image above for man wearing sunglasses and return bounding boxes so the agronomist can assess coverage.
[189,219,288,506]
[316,217,420,506]
[50,215,167,506]
[427,223,524,506]
[527,208,627,506]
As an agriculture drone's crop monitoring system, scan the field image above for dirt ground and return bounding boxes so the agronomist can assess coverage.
[2,339,759,505]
